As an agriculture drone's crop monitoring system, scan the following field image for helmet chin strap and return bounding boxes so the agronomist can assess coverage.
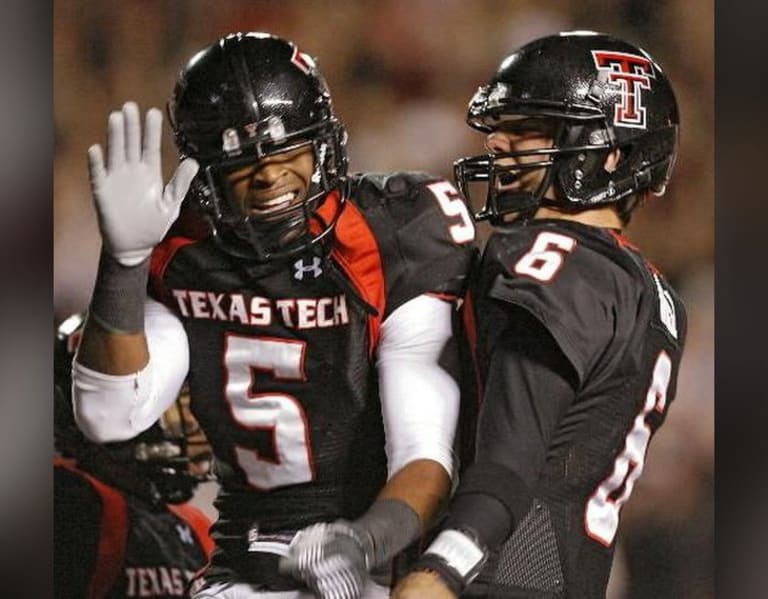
[491,191,538,223]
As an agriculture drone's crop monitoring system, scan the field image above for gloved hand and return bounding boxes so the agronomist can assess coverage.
[280,520,372,599]
[88,101,198,266]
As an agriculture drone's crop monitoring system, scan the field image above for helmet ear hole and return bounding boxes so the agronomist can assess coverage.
[603,148,622,174]
[556,146,613,203]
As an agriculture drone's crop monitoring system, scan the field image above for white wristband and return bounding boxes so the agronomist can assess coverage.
[423,529,487,579]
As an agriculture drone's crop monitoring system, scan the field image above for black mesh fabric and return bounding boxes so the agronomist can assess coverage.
[491,501,565,595]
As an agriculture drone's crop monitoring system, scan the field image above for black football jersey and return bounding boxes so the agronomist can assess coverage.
[149,172,476,586]
[467,220,687,598]
[54,459,212,598]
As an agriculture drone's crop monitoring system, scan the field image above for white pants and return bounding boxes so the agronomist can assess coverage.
[192,580,390,599]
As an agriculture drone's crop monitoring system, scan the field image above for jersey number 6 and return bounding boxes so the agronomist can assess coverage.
[224,334,315,490]
[515,232,577,282]
[585,351,672,545]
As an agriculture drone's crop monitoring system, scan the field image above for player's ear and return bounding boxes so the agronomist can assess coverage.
[603,148,621,173]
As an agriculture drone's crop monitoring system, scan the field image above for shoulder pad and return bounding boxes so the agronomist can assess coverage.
[351,171,440,202]
[345,172,476,317]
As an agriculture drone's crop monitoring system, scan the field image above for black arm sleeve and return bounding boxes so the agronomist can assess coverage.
[444,306,578,551]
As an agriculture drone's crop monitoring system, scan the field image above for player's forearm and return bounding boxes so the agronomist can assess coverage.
[362,294,459,565]
[76,250,150,374]
[347,458,450,571]
[377,458,451,526]
[76,317,149,374]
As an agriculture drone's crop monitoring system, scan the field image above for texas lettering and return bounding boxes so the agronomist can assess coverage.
[171,290,350,329]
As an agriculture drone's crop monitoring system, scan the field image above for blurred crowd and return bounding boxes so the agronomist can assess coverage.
[53,1,713,597]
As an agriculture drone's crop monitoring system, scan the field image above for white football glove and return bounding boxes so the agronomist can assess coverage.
[87,101,199,266]
[280,521,372,599]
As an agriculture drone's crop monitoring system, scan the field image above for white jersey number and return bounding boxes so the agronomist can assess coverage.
[514,232,577,282]
[427,181,475,244]
[585,351,672,545]
[224,335,314,489]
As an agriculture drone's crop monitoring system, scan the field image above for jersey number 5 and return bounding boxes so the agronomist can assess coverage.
[224,335,315,490]
[515,232,576,282]
[427,181,475,244]
[585,351,672,545]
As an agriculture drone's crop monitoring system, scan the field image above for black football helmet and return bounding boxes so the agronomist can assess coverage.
[454,31,679,224]
[168,32,349,261]
[55,314,213,506]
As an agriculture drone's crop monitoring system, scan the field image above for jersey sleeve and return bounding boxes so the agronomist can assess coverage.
[481,232,624,386]
[376,294,461,478]
[352,172,479,318]
[475,307,578,486]
[441,314,577,552]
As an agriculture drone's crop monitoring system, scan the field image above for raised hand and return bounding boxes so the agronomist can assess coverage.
[88,101,198,266]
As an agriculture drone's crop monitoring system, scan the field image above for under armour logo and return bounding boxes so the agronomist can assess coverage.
[294,257,323,280]
[176,523,194,545]
[591,50,655,129]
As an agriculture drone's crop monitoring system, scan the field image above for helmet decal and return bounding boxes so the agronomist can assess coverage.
[289,44,314,75]
[591,50,656,129]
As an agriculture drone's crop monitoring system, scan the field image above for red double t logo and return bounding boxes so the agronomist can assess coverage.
[591,51,655,129]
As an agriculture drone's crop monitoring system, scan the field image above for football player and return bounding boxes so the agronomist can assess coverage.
[54,313,214,598]
[71,33,477,599]
[392,31,687,599]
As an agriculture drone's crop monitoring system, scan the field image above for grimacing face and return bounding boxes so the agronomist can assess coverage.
[225,145,316,223]
[484,117,558,200]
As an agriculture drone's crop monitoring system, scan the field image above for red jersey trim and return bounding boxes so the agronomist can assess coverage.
[149,236,196,305]
[314,192,386,356]
[462,290,483,405]
[425,291,460,303]
[167,503,215,557]
[608,230,660,275]
[54,457,129,599]
[607,229,639,252]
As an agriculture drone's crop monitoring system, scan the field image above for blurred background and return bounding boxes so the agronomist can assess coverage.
[54,1,713,597]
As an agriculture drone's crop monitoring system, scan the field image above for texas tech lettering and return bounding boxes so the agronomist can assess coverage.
[591,50,655,129]
[171,290,350,330]
[125,566,195,597]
